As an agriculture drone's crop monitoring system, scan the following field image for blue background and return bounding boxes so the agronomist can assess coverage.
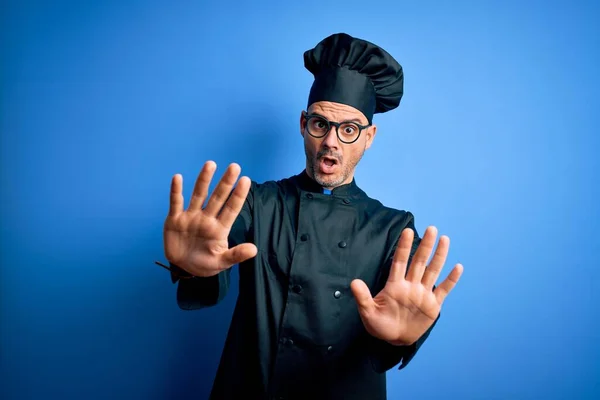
[2,0,599,399]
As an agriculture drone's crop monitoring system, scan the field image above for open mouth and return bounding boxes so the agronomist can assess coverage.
[318,156,338,174]
[322,157,337,167]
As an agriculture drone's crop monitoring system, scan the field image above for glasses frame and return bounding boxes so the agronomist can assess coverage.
[303,113,371,144]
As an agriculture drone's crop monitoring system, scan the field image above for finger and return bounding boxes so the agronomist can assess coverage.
[422,235,450,290]
[350,279,376,317]
[188,161,217,211]
[220,243,258,268]
[434,263,464,304]
[387,228,414,283]
[203,163,241,217]
[168,174,184,216]
[218,176,252,228]
[406,226,437,282]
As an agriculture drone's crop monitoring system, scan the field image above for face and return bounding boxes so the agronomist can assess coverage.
[300,101,377,189]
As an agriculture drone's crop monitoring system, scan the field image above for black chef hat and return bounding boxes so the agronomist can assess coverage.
[304,33,404,124]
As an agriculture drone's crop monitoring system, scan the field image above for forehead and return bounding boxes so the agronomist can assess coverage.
[308,101,368,124]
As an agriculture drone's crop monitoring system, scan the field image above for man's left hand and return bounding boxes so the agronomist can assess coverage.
[350,226,463,346]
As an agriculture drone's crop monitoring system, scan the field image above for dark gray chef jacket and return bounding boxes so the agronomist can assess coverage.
[170,170,439,400]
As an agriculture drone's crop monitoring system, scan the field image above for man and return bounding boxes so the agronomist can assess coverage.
[159,33,463,399]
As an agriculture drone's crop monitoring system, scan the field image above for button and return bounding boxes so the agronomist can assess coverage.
[338,241,347,248]
[334,290,341,299]
[343,199,351,204]
[306,193,313,199]
[300,234,309,241]
[292,285,303,294]
[279,337,294,346]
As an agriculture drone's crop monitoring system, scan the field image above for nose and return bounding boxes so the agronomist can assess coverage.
[321,125,340,149]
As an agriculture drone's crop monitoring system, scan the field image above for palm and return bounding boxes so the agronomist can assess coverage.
[163,161,257,277]
[164,214,229,273]
[351,227,463,346]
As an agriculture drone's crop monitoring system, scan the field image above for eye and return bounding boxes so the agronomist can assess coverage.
[340,123,358,136]
[311,118,328,131]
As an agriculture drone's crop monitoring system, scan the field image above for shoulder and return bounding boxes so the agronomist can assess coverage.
[247,175,299,202]
[362,193,415,223]
[249,175,296,192]
[359,195,418,238]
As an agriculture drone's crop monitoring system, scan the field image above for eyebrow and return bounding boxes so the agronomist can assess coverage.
[346,118,365,124]
[310,113,367,125]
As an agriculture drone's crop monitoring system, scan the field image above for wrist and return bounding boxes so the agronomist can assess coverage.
[386,338,416,347]
[155,261,197,281]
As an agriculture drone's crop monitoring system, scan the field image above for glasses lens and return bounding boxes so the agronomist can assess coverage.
[307,117,329,137]
[338,122,360,143]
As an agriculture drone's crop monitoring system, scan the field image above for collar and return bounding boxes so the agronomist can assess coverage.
[294,170,364,197]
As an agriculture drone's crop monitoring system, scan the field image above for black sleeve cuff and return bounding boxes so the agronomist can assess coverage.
[176,270,230,310]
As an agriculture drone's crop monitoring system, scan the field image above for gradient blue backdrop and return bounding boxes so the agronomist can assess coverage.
[2,1,599,399]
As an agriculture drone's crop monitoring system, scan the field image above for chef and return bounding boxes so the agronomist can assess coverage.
[159,32,463,400]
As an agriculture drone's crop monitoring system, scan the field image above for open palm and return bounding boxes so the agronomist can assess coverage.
[351,226,463,346]
[163,161,257,277]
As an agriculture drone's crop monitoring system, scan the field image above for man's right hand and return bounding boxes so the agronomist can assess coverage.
[163,161,257,277]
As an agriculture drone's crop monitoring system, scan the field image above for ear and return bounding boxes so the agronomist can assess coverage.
[365,124,377,150]
[300,111,307,138]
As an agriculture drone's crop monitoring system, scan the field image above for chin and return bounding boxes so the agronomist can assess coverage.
[308,157,347,188]
[314,171,344,188]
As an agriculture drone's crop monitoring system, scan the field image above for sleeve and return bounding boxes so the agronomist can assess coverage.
[169,182,255,310]
[367,212,440,373]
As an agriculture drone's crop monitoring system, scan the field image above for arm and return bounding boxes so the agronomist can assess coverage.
[367,216,439,372]
[159,162,257,310]
[172,182,254,310]
[351,214,462,373]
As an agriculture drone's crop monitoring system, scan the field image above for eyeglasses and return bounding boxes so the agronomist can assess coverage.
[303,113,370,144]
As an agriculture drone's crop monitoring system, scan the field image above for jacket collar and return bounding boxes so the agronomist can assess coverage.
[294,170,364,197]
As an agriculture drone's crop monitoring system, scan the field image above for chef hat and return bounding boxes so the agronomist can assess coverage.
[304,33,404,124]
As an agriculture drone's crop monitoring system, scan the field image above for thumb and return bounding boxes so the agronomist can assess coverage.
[350,279,375,316]
[221,243,258,268]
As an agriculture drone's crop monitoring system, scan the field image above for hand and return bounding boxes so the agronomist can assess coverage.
[350,226,463,346]
[163,161,257,277]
